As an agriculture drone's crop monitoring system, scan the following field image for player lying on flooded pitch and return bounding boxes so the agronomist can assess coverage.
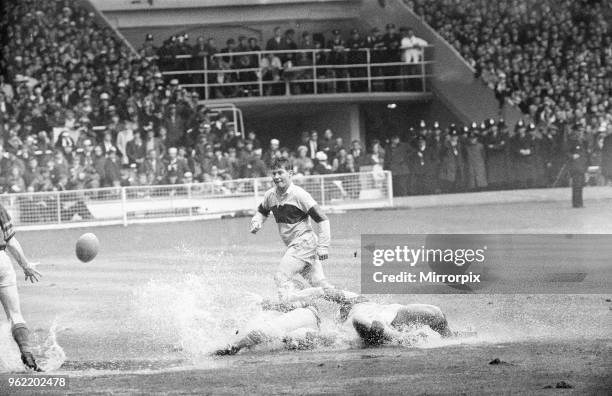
[214,283,457,355]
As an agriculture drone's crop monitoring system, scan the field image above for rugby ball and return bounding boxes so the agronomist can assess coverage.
[76,233,99,263]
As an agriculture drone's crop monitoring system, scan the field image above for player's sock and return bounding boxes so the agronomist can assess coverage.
[12,323,33,354]
[12,324,41,371]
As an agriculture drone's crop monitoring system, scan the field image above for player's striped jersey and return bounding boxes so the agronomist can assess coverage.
[258,183,318,247]
[0,204,15,250]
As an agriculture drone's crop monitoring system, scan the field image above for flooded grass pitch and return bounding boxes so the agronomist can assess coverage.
[1,199,611,393]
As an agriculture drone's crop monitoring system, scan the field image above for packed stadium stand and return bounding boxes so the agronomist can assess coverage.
[0,0,610,215]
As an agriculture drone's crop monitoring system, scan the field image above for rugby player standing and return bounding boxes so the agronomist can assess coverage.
[250,158,333,302]
[0,203,42,371]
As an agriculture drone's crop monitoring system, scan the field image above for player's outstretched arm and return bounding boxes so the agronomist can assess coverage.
[250,204,269,234]
[6,237,42,283]
[308,205,330,260]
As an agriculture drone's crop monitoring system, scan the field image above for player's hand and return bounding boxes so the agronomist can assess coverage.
[250,219,262,234]
[23,262,42,283]
[316,247,329,261]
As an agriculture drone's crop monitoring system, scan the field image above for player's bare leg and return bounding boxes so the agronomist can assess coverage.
[0,284,41,371]
[215,307,319,356]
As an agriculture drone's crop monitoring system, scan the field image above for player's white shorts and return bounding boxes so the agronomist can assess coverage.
[0,251,16,288]
[278,235,329,287]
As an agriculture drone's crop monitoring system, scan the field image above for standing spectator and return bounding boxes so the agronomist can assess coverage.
[409,135,437,194]
[368,27,386,90]
[539,125,563,187]
[346,29,366,92]
[589,133,606,186]
[306,130,319,159]
[328,29,347,92]
[266,27,285,51]
[351,140,371,171]
[260,52,283,96]
[601,130,612,185]
[400,28,428,90]
[510,121,538,189]
[384,134,411,196]
[566,124,589,208]
[163,104,185,148]
[382,24,401,91]
[464,130,488,191]
[484,120,509,189]
[438,129,464,193]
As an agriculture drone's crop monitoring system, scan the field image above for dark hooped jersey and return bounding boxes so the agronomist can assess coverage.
[0,204,15,250]
[257,183,319,247]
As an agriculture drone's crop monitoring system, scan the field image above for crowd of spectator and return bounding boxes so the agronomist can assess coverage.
[1,0,611,201]
[405,0,612,130]
[149,24,429,97]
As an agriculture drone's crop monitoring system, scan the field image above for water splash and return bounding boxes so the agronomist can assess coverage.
[0,320,66,373]
[133,273,264,361]
[34,320,67,372]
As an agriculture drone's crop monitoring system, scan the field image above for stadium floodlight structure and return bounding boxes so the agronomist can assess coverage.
[3,171,393,230]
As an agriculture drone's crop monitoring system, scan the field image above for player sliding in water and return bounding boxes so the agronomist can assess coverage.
[215,281,457,355]
[250,158,334,302]
[329,291,456,345]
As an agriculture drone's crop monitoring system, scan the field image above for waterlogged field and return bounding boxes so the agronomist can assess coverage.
[1,199,611,394]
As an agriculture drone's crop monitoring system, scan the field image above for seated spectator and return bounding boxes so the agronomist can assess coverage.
[294,146,314,175]
[6,166,26,193]
[263,138,281,168]
[164,147,188,184]
[104,149,122,187]
[126,130,147,166]
[141,149,166,185]
[313,152,333,174]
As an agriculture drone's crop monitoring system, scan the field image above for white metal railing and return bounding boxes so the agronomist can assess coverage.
[160,47,434,99]
[4,171,393,230]
[200,103,245,137]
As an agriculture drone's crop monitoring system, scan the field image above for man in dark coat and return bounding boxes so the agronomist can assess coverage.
[162,104,185,148]
[464,130,487,191]
[601,131,612,185]
[539,124,563,187]
[510,121,538,189]
[566,125,589,208]
[384,134,412,196]
[438,129,464,193]
[409,136,437,194]
[484,119,509,189]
